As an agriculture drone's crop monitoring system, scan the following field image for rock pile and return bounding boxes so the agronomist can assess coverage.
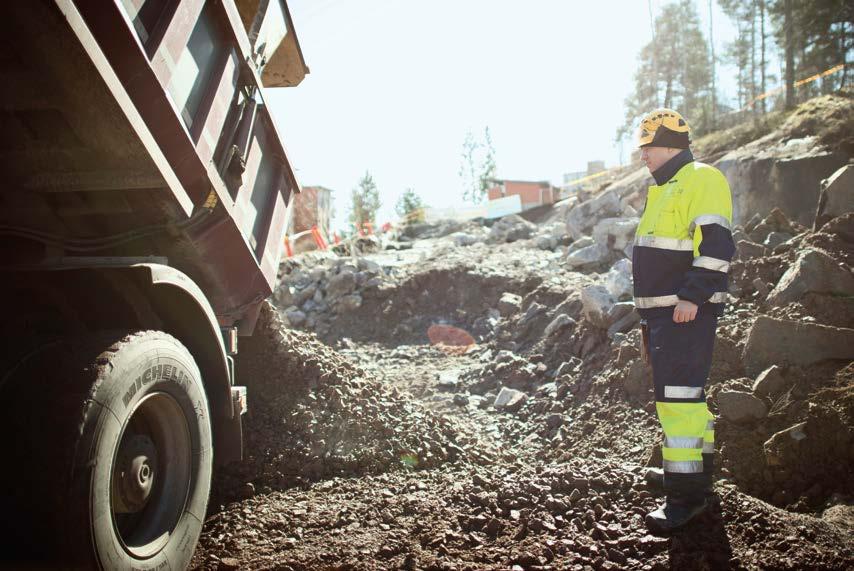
[213,303,466,502]
[276,254,389,335]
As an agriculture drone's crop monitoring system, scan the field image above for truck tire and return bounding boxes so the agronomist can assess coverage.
[2,331,212,568]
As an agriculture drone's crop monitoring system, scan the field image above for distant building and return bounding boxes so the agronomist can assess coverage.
[485,179,556,211]
[288,185,332,252]
[561,160,606,194]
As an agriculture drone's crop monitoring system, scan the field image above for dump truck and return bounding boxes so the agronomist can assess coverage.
[0,1,307,567]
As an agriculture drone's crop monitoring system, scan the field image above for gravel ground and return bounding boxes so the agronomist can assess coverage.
[192,211,854,570]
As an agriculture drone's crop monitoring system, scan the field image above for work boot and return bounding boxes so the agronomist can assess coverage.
[644,467,716,500]
[645,497,708,534]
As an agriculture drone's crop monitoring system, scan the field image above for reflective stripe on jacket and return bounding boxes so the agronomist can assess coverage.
[632,159,736,319]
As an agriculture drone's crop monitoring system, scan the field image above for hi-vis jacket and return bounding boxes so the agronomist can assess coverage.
[632,153,736,319]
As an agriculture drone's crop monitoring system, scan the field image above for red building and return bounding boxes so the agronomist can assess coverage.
[486,179,557,210]
[288,185,332,252]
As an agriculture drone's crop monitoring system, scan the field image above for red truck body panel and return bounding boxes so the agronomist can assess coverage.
[0,0,307,331]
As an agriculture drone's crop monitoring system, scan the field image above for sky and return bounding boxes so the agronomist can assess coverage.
[267,0,741,233]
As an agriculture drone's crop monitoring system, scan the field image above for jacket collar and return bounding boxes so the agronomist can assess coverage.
[651,148,694,186]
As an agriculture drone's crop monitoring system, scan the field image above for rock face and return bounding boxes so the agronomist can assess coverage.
[717,390,768,423]
[814,163,854,230]
[566,190,620,239]
[766,248,854,306]
[716,137,848,226]
[742,316,854,375]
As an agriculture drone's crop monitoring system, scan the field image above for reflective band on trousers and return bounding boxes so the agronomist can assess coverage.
[663,459,704,473]
[689,214,731,233]
[634,291,728,308]
[664,386,703,399]
[665,436,704,449]
[634,235,694,251]
[693,256,730,273]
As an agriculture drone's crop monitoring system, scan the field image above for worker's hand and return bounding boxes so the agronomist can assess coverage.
[673,299,698,323]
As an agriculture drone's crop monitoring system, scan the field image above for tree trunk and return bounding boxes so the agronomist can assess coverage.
[785,0,795,109]
[709,0,716,129]
[760,0,767,114]
[664,78,673,109]
[648,0,659,106]
[750,0,757,116]
[841,18,848,88]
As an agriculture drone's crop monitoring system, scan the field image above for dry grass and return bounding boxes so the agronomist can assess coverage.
[779,89,854,155]
[693,89,854,161]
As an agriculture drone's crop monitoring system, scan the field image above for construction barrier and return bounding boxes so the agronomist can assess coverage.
[738,63,845,112]
[283,225,331,257]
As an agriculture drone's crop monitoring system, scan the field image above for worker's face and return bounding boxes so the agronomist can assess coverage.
[641,146,680,174]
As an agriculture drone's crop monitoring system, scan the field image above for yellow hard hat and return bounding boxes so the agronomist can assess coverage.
[638,108,691,149]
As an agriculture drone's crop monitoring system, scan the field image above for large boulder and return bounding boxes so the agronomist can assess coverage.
[751,365,790,400]
[494,387,527,412]
[592,217,640,252]
[565,190,621,239]
[581,285,637,335]
[489,214,536,243]
[606,166,653,199]
[581,285,614,329]
[497,292,523,317]
[814,163,854,230]
[566,243,609,270]
[717,390,768,423]
[742,316,854,375]
[735,239,769,261]
[605,258,633,301]
[766,248,854,306]
[544,313,575,337]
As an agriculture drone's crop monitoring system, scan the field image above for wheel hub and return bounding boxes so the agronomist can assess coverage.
[113,434,157,514]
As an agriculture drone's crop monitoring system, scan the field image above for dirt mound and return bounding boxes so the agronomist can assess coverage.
[211,303,466,503]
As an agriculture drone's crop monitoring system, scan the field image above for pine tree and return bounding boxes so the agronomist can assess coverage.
[617,0,713,141]
[349,171,381,232]
[395,188,425,223]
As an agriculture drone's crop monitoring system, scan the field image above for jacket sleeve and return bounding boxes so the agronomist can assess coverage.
[677,170,736,306]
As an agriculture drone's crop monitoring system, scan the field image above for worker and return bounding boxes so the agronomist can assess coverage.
[632,108,735,533]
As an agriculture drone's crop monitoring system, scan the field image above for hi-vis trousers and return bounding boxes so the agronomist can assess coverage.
[648,312,717,503]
